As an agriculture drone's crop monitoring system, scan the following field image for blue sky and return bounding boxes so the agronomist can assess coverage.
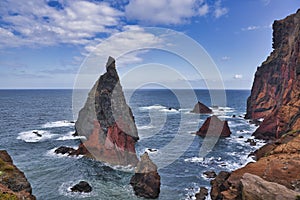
[0,0,299,89]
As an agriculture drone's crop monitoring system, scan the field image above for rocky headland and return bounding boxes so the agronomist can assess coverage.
[208,9,300,200]
[0,150,36,200]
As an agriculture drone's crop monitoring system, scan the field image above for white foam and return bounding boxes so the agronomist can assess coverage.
[137,125,153,130]
[161,108,179,113]
[139,105,166,110]
[184,157,204,163]
[56,131,86,141]
[17,130,56,143]
[42,120,75,128]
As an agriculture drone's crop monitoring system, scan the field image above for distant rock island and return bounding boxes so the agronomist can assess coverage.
[196,115,231,137]
[73,56,139,166]
[208,9,300,200]
[191,101,212,114]
[245,9,300,140]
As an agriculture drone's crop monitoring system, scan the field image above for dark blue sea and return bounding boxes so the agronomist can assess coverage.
[0,89,264,200]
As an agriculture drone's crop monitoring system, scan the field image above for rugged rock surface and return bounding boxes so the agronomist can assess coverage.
[195,187,208,200]
[130,153,161,199]
[0,150,36,200]
[196,115,231,137]
[74,56,139,166]
[71,181,92,193]
[245,9,300,140]
[241,173,300,200]
[210,171,231,200]
[191,101,212,114]
[209,131,300,200]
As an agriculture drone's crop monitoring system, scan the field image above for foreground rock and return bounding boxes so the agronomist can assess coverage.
[74,56,139,166]
[0,150,36,200]
[195,187,208,200]
[241,173,300,200]
[209,131,300,200]
[71,181,92,193]
[196,115,231,137]
[245,9,300,140]
[130,153,161,199]
[191,101,212,114]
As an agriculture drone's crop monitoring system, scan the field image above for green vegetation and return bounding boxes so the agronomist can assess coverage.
[0,192,18,200]
[295,195,300,200]
[0,158,14,171]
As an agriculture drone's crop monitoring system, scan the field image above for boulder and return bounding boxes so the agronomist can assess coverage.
[210,171,231,200]
[70,181,92,193]
[241,173,300,200]
[191,101,212,114]
[74,56,139,166]
[0,150,36,200]
[196,115,231,137]
[130,153,160,199]
[203,170,217,178]
[245,9,300,140]
[54,146,76,155]
[195,187,208,200]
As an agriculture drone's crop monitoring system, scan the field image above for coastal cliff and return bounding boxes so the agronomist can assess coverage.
[245,9,300,140]
[0,150,36,200]
[74,56,139,166]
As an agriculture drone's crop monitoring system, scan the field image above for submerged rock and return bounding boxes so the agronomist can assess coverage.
[74,56,139,166]
[191,101,212,114]
[130,153,161,199]
[0,150,36,200]
[196,115,231,137]
[71,181,92,193]
[245,9,300,140]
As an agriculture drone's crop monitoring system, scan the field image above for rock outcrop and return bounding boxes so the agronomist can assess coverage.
[245,9,300,140]
[0,150,36,200]
[191,101,212,114]
[130,153,161,199]
[71,181,92,193]
[195,187,208,200]
[196,115,231,137]
[74,56,139,166]
[209,131,300,200]
[241,173,300,200]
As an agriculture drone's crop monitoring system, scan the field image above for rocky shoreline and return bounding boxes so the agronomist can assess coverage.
[0,150,36,200]
[205,9,300,200]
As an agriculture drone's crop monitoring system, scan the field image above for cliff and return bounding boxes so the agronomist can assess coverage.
[245,9,300,139]
[74,56,139,166]
[0,150,36,200]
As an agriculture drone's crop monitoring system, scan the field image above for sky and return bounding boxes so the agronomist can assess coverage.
[0,0,299,89]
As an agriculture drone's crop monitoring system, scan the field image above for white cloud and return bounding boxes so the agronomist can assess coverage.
[214,0,228,18]
[0,0,123,48]
[242,26,260,31]
[221,56,230,61]
[234,74,243,79]
[125,0,222,25]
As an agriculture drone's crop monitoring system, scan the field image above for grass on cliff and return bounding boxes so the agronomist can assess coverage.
[0,192,18,200]
[0,158,14,172]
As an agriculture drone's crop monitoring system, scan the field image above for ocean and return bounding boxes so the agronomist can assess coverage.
[0,89,264,200]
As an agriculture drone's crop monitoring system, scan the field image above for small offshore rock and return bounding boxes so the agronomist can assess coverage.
[203,171,217,178]
[71,181,92,193]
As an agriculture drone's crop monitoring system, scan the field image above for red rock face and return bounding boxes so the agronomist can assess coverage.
[246,9,300,139]
[196,115,231,137]
[74,57,139,166]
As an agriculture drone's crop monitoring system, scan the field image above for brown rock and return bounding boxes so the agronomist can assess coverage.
[245,9,300,140]
[195,187,208,200]
[196,115,231,137]
[203,171,217,178]
[210,171,231,200]
[74,56,139,166]
[191,101,212,114]
[241,173,300,200]
[0,150,36,200]
[130,153,161,199]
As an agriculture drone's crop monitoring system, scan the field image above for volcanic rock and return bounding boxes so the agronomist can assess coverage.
[196,115,231,137]
[203,170,217,178]
[191,101,212,114]
[71,181,92,193]
[195,187,208,200]
[210,171,231,200]
[245,9,300,140]
[130,153,161,199]
[74,56,139,166]
[241,173,300,200]
[0,150,36,200]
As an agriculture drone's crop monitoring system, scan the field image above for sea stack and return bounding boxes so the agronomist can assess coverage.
[191,101,212,114]
[245,9,300,140]
[196,115,231,137]
[130,153,161,199]
[74,56,139,166]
